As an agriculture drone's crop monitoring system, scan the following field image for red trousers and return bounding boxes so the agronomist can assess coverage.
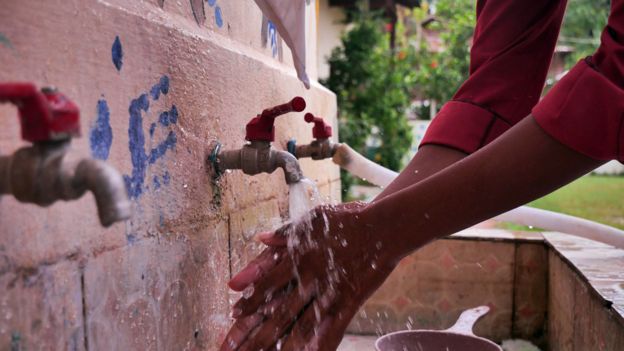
[421,0,624,163]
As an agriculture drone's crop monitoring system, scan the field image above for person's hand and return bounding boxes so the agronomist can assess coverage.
[220,201,398,351]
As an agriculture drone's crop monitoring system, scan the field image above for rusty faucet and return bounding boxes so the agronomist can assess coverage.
[208,97,306,184]
[0,83,131,227]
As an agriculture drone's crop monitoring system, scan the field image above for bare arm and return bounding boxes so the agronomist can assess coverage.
[221,116,604,351]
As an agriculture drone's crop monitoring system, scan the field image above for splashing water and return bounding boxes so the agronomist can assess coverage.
[288,177,322,221]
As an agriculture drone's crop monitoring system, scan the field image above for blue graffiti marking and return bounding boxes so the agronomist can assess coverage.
[123,75,178,199]
[205,0,223,28]
[0,32,13,50]
[268,21,278,57]
[149,122,157,137]
[158,105,178,126]
[150,76,170,100]
[148,131,177,164]
[112,36,123,71]
[89,99,113,160]
[153,175,161,190]
[215,6,223,27]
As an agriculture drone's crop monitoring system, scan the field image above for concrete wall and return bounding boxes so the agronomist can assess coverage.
[0,1,339,350]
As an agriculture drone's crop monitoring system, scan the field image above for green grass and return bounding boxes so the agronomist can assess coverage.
[498,175,624,230]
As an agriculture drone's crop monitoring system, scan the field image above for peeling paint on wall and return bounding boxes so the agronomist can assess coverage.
[89,99,113,160]
[111,36,123,71]
[123,76,178,199]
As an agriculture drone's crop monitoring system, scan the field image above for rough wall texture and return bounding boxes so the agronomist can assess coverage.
[0,1,339,350]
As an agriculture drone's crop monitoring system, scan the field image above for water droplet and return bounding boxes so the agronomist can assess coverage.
[375,241,383,250]
[340,239,348,247]
[371,262,378,270]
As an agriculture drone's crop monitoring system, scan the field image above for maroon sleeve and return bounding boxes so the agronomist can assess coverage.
[533,0,624,162]
[421,0,567,154]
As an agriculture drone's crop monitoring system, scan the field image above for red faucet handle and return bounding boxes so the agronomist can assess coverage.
[0,83,80,142]
[245,97,306,142]
[304,113,332,139]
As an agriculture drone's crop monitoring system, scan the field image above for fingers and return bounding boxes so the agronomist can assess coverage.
[219,312,264,351]
[280,299,323,351]
[256,230,288,246]
[237,285,315,351]
[233,258,294,318]
[228,247,283,291]
[281,286,351,351]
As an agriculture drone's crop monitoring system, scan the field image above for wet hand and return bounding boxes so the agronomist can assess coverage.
[220,202,397,351]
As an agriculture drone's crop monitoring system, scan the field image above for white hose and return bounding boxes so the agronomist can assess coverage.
[332,143,624,249]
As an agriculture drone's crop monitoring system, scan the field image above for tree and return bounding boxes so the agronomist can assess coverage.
[322,8,416,197]
[558,0,609,66]
[414,0,474,112]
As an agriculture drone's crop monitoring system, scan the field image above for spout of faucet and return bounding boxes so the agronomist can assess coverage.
[1,141,131,227]
[210,142,303,184]
[71,158,132,227]
[273,149,303,184]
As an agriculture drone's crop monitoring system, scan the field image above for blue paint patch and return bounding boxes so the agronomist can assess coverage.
[153,175,161,190]
[159,212,165,227]
[268,21,278,57]
[207,0,216,6]
[123,94,150,198]
[148,131,177,164]
[112,36,123,71]
[158,105,178,126]
[123,76,178,199]
[0,32,13,49]
[150,76,170,100]
[163,171,171,185]
[127,233,138,244]
[215,6,223,28]
[89,99,113,160]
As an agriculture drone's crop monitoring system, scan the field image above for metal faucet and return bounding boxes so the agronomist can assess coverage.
[0,83,131,227]
[288,113,339,160]
[208,97,306,184]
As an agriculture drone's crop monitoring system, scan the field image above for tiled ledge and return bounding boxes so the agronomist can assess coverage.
[451,228,544,243]
[544,232,624,327]
[349,227,624,349]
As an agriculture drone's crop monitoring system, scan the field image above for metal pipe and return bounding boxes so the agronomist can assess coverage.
[212,141,304,185]
[293,139,338,160]
[72,159,132,227]
[273,149,304,184]
[1,141,131,227]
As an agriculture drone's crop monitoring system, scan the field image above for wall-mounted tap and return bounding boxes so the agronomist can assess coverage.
[0,83,131,227]
[208,97,306,184]
[287,113,338,160]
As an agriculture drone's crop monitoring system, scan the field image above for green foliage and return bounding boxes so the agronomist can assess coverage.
[322,9,415,196]
[559,0,610,66]
[415,0,474,107]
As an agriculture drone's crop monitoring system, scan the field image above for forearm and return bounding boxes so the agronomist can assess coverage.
[375,144,466,201]
[365,117,604,262]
